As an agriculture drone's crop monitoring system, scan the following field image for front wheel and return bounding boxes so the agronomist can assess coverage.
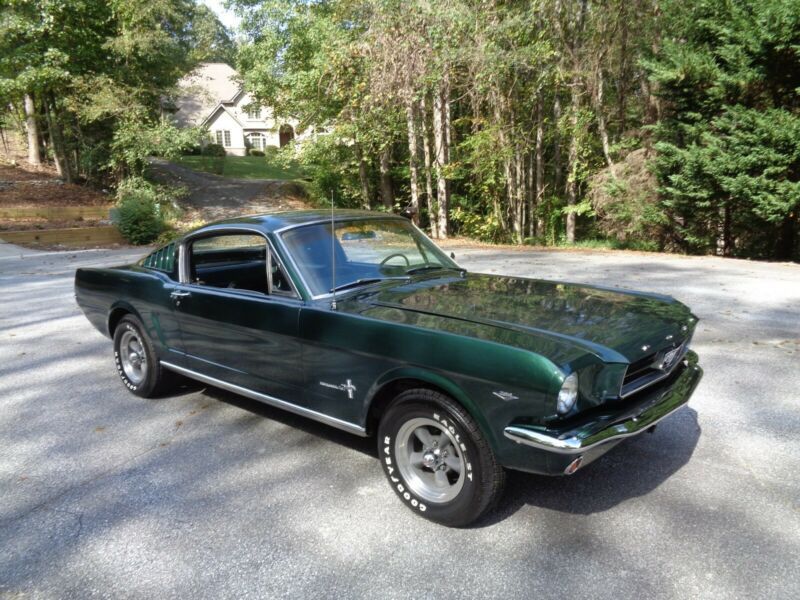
[377,389,505,527]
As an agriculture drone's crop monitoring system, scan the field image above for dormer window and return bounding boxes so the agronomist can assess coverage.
[246,105,262,120]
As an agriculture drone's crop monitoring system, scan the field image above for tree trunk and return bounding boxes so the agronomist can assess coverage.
[433,81,450,239]
[493,93,510,234]
[553,93,563,197]
[639,75,661,126]
[353,142,371,209]
[420,95,437,238]
[23,93,41,167]
[44,100,65,180]
[595,69,616,176]
[534,92,545,238]
[617,3,629,134]
[405,99,421,225]
[379,145,394,209]
[565,82,580,244]
[717,201,733,256]
[774,213,797,260]
[514,147,525,243]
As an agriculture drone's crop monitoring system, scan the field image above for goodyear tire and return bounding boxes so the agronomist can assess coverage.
[377,389,505,527]
[112,314,175,398]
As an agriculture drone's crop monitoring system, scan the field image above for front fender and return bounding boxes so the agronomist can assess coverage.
[364,366,500,453]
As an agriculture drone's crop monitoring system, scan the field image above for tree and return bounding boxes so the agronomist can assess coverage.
[648,0,800,259]
[0,0,222,183]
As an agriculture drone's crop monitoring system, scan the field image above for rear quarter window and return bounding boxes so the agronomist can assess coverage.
[141,242,177,275]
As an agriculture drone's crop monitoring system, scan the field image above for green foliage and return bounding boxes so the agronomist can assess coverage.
[114,178,166,244]
[110,118,205,177]
[588,148,670,247]
[0,0,238,189]
[113,176,187,244]
[173,155,305,180]
[187,4,236,64]
[248,149,265,157]
[450,205,506,243]
[288,134,367,207]
[262,145,280,159]
[202,143,226,157]
[648,0,800,259]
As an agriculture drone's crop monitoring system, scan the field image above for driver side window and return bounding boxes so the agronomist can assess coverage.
[189,234,268,293]
[187,233,294,297]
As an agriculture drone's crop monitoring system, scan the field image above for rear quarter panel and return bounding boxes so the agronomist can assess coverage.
[75,266,182,354]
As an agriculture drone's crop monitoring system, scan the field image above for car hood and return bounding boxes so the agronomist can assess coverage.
[345,272,696,366]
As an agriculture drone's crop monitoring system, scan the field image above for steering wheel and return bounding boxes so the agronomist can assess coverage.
[379,253,411,267]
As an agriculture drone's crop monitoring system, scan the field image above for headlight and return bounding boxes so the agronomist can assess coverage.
[557,372,579,414]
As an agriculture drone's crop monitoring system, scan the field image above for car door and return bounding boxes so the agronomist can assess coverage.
[171,230,304,402]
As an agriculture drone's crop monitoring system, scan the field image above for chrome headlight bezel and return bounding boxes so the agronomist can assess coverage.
[557,372,579,414]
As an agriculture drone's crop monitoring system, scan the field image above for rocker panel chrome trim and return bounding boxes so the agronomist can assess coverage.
[160,361,367,436]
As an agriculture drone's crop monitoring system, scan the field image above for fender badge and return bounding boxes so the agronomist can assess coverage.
[320,379,357,399]
[493,391,518,401]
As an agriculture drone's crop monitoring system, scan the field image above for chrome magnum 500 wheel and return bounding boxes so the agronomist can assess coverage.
[378,389,505,527]
[112,314,175,398]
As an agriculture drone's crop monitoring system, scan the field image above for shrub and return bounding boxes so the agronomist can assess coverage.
[202,143,226,157]
[263,145,280,159]
[114,195,164,244]
[248,149,265,157]
[112,177,186,244]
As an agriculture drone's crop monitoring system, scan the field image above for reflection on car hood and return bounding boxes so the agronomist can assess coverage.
[346,272,696,365]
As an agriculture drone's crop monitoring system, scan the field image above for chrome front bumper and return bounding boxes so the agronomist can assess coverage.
[504,351,702,455]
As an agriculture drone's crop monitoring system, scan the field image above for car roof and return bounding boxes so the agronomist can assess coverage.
[196,210,408,235]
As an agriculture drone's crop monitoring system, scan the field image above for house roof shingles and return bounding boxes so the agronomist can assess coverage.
[173,62,241,127]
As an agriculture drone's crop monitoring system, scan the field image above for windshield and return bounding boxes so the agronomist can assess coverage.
[280,218,460,296]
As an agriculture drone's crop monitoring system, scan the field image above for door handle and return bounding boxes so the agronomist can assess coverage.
[170,290,191,299]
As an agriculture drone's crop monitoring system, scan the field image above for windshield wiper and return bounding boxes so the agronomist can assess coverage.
[330,276,410,293]
[405,265,467,275]
[405,265,445,275]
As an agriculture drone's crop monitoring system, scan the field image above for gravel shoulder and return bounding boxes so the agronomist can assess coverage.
[1,246,798,599]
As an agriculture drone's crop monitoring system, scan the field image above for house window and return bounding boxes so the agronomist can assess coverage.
[215,130,231,147]
[246,106,261,120]
[247,132,266,150]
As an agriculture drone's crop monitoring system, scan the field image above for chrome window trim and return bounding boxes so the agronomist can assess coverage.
[160,361,367,437]
[272,213,407,235]
[179,226,301,300]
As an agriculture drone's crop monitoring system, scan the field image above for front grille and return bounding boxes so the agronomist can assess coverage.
[623,354,659,386]
[620,340,688,398]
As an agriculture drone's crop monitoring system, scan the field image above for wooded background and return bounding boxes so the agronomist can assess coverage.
[2,0,799,260]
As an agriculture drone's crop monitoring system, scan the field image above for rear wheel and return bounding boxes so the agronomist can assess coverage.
[377,389,505,527]
[112,314,175,398]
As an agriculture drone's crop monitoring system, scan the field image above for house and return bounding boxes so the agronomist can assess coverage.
[172,63,305,156]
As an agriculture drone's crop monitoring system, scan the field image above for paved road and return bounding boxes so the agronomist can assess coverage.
[1,245,798,599]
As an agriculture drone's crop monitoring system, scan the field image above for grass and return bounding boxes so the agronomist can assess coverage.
[173,155,305,180]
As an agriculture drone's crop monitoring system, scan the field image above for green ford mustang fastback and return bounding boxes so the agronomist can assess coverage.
[75,210,703,526]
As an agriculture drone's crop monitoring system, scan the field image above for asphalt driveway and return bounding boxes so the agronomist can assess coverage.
[1,243,798,599]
